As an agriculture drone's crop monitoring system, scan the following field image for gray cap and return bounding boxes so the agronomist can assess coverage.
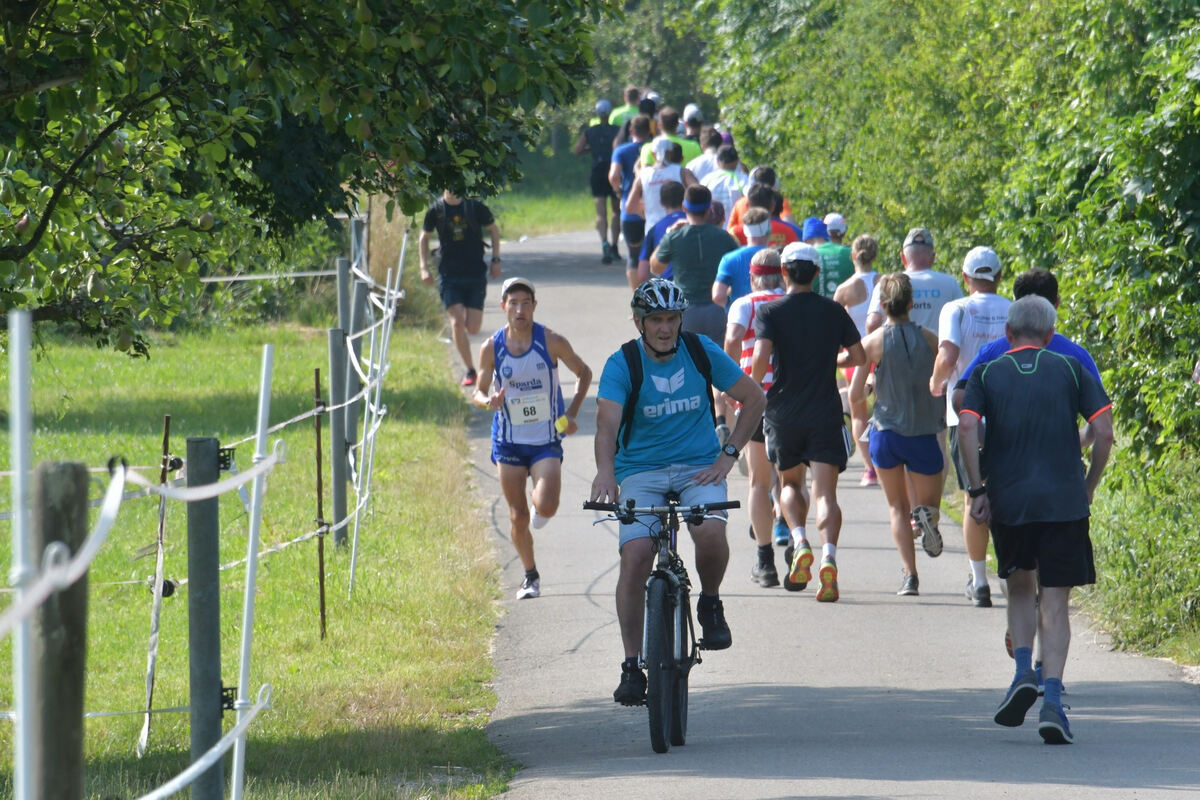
[903,227,934,249]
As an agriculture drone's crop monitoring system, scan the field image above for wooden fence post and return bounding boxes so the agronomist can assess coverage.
[32,461,90,800]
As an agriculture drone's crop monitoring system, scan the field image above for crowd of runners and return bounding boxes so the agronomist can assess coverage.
[419,87,1115,746]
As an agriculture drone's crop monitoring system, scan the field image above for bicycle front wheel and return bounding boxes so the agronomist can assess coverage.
[670,588,689,746]
[644,576,674,754]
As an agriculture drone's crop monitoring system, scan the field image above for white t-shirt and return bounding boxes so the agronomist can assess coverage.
[640,163,683,231]
[686,151,720,182]
[868,268,963,332]
[936,291,1012,425]
[701,167,750,218]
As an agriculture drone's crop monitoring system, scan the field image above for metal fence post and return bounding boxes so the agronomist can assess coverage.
[32,461,89,800]
[328,329,348,546]
[336,256,351,341]
[8,309,36,800]
[185,437,223,800]
[230,345,273,800]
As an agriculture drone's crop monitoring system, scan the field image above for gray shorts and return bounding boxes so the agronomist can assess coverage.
[616,465,728,550]
[682,301,726,344]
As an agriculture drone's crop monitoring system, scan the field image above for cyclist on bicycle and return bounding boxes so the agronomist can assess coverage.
[591,278,765,705]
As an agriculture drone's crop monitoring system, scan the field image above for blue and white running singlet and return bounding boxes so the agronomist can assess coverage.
[491,323,565,446]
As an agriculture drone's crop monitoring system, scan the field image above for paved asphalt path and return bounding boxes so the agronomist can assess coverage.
[460,231,1200,799]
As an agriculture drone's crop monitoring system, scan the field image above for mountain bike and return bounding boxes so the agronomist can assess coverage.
[584,493,740,753]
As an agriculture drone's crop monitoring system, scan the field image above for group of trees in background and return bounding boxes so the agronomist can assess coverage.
[0,0,607,351]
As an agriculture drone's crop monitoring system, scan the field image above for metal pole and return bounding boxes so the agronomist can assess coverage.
[138,415,172,757]
[230,345,273,800]
[8,310,35,800]
[328,329,348,546]
[185,437,223,800]
[32,461,90,800]
[336,256,351,339]
[313,369,327,640]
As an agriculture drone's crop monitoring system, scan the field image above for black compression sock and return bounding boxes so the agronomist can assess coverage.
[757,544,774,565]
[525,568,539,583]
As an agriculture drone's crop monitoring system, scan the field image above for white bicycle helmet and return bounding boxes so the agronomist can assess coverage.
[631,278,689,318]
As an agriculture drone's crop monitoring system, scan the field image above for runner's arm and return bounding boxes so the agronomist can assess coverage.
[472,340,502,410]
[930,340,960,397]
[571,130,588,156]
[957,410,989,523]
[548,332,592,435]
[418,228,434,285]
[836,342,867,369]
[723,322,746,362]
[1084,408,1114,503]
[608,160,622,194]
[487,222,502,280]
[750,337,773,386]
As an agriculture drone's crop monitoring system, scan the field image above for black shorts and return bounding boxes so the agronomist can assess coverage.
[621,218,645,249]
[764,418,848,473]
[990,517,1096,588]
[438,276,486,311]
[948,425,979,490]
[590,165,616,198]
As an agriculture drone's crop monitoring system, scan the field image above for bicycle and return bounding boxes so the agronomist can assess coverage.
[584,493,740,753]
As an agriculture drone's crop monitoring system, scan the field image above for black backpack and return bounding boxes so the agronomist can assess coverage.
[433,197,486,244]
[617,332,715,450]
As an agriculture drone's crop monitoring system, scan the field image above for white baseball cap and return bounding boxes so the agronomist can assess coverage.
[962,246,1001,280]
[652,136,673,161]
[683,103,703,122]
[780,242,820,265]
[823,212,848,234]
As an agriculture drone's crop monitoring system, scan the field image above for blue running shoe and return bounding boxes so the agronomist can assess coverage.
[994,671,1039,727]
[1038,702,1074,744]
[772,516,789,547]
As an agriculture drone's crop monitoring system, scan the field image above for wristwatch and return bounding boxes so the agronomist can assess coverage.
[968,484,987,499]
[721,443,739,459]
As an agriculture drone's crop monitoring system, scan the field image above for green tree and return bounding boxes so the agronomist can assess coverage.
[0,0,609,349]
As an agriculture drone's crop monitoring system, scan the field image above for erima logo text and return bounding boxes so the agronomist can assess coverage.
[643,396,703,417]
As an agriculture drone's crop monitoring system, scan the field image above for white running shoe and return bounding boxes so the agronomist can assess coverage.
[516,577,540,600]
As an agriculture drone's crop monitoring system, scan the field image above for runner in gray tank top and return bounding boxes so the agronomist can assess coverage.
[849,273,946,596]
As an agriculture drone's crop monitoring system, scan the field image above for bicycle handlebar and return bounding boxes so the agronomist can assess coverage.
[583,500,740,515]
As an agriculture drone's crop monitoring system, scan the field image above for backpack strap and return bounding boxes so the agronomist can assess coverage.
[618,339,643,449]
[680,332,716,426]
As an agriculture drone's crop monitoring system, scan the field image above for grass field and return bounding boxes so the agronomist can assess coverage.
[491,143,596,239]
[0,316,511,797]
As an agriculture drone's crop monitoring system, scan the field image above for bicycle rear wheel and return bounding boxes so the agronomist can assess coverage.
[644,577,674,753]
[669,589,689,746]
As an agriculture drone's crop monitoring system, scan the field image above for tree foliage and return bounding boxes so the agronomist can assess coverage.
[702,0,1200,460]
[0,0,609,349]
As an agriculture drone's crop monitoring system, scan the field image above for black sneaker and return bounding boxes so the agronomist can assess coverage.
[696,596,732,650]
[750,562,779,588]
[966,575,993,607]
[601,242,614,264]
[613,664,646,706]
[897,573,919,596]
